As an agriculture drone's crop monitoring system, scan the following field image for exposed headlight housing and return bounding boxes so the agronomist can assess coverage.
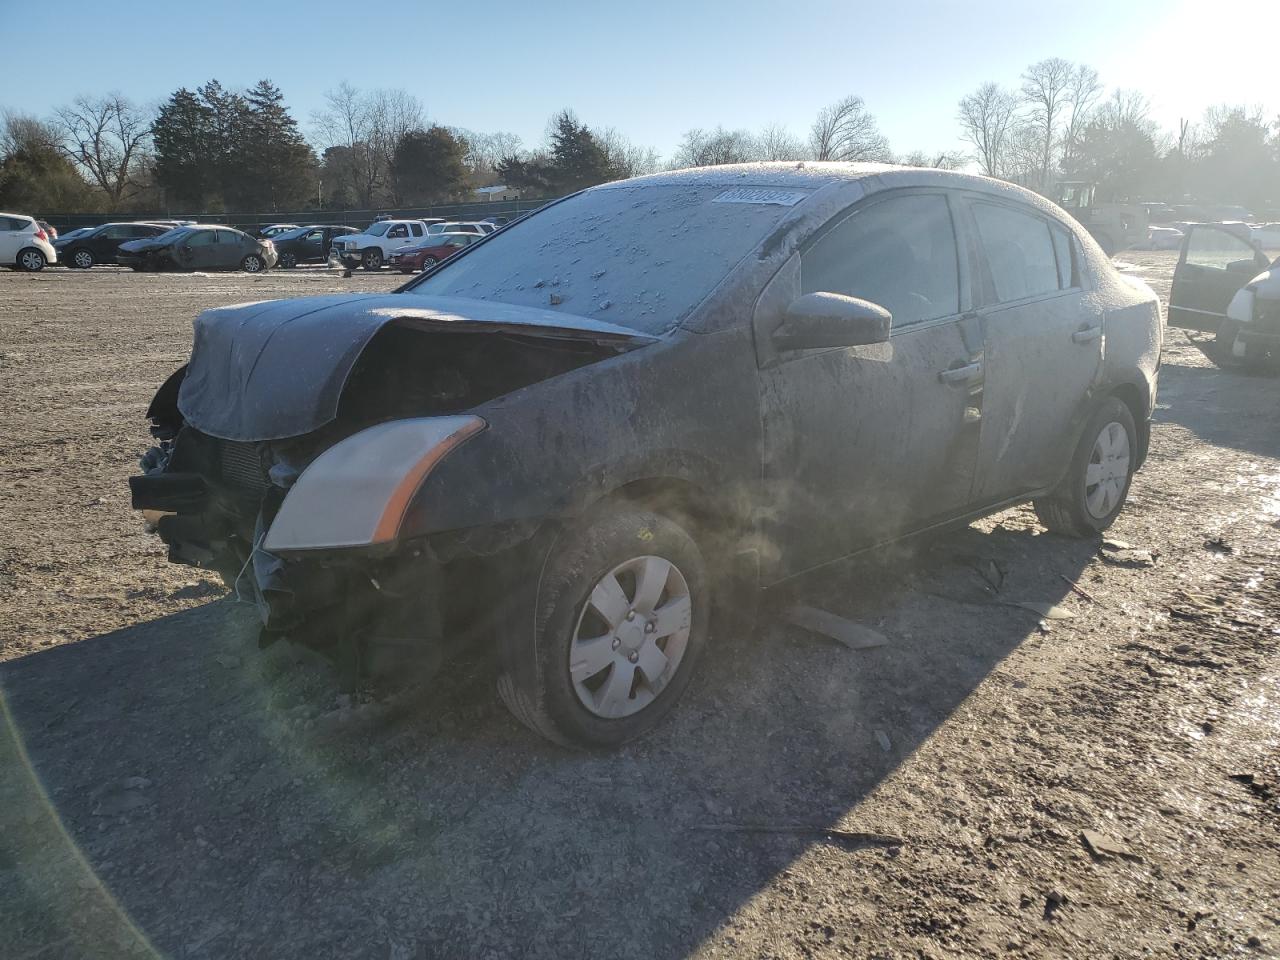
[262,415,485,552]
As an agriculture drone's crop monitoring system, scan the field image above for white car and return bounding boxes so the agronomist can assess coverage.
[1146,225,1184,250]
[329,219,432,270]
[425,221,494,237]
[0,212,57,271]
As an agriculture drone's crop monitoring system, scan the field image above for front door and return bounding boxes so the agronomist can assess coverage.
[965,198,1101,501]
[1168,225,1270,332]
[756,190,984,579]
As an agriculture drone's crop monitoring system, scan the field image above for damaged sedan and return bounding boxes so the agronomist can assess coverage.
[131,163,1161,747]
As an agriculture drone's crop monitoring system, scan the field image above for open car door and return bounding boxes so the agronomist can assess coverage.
[1168,224,1270,331]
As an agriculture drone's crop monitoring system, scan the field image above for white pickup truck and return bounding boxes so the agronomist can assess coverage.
[329,219,432,270]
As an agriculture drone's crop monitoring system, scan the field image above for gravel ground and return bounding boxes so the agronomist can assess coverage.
[1,256,1278,960]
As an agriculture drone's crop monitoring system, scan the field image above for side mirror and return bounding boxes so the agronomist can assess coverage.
[771,292,892,352]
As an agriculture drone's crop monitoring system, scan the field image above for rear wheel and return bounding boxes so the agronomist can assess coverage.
[241,254,265,273]
[1034,396,1137,537]
[278,252,296,268]
[362,249,383,271]
[421,256,438,271]
[70,248,94,269]
[17,247,46,272]
[497,506,710,747]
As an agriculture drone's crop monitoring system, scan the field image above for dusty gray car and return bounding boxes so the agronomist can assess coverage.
[130,163,1161,747]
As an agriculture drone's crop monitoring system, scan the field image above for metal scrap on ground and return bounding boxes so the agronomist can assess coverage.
[784,605,890,650]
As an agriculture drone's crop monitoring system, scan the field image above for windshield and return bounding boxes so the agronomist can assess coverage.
[406,183,800,334]
[151,227,192,243]
[364,222,390,236]
[59,227,95,241]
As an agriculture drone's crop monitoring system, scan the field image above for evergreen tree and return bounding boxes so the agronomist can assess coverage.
[242,80,317,211]
[151,88,214,210]
[391,125,468,204]
[546,110,618,192]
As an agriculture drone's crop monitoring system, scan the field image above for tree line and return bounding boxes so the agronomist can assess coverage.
[957,57,1280,211]
[1,69,1278,216]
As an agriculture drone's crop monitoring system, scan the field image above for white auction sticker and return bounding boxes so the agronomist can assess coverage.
[711,187,809,206]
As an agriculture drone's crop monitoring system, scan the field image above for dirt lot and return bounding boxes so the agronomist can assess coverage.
[1,256,1278,960]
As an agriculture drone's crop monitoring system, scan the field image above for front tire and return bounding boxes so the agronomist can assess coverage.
[17,247,46,272]
[362,249,383,271]
[1035,396,1137,537]
[498,506,710,748]
[278,252,296,268]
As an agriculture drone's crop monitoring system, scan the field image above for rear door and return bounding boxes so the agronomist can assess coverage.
[1168,225,1270,331]
[965,198,1101,502]
[299,228,326,262]
[0,215,31,261]
[756,190,985,577]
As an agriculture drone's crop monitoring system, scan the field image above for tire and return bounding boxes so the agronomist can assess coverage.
[398,267,414,274]
[1034,396,1137,537]
[497,506,711,748]
[241,254,265,273]
[361,249,383,271]
[421,256,437,270]
[17,247,46,272]
[70,248,94,269]
[278,252,296,269]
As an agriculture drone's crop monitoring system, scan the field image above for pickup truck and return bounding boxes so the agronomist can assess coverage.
[329,219,433,270]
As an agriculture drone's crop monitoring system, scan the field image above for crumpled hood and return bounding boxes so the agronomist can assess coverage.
[177,292,655,441]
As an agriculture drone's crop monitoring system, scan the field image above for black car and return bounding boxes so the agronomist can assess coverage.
[272,225,358,268]
[116,225,278,273]
[54,222,170,269]
[131,164,1161,747]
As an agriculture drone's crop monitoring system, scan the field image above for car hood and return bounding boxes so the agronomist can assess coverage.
[177,293,658,441]
[119,237,168,253]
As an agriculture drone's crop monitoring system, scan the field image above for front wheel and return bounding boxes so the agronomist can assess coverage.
[278,252,296,268]
[421,256,437,270]
[498,506,710,747]
[241,254,265,273]
[361,249,383,271]
[17,247,46,272]
[1035,396,1137,537]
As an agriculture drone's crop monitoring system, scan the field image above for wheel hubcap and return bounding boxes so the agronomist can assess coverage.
[569,555,692,719]
[1085,420,1131,519]
[74,251,91,267]
[21,252,41,269]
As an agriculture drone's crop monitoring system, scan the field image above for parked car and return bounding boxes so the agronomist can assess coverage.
[259,223,300,239]
[481,216,510,227]
[0,212,57,271]
[272,225,358,268]
[329,219,431,270]
[116,224,278,273]
[130,163,1160,747]
[425,221,492,236]
[54,222,170,268]
[389,233,482,273]
[1145,225,1184,250]
[1250,222,1280,249]
[1168,223,1279,370]
[150,219,196,228]
[36,220,58,240]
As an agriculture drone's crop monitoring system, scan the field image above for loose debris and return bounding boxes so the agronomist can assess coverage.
[785,605,889,650]
[1007,600,1076,620]
[1100,538,1158,567]
[1080,829,1142,862]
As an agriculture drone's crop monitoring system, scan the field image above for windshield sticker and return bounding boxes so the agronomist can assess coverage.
[711,187,809,207]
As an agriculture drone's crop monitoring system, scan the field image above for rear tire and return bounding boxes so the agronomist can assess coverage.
[241,254,265,273]
[17,247,46,272]
[362,249,383,270]
[70,248,94,269]
[497,506,710,748]
[1034,396,1137,537]
[278,252,296,268]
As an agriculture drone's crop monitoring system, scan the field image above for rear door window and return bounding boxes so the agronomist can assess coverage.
[1,216,31,230]
[971,202,1061,303]
[186,230,218,246]
[1050,224,1075,288]
[409,223,423,237]
[800,193,961,327]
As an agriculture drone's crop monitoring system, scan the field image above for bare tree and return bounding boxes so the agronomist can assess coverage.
[313,82,382,206]
[1019,57,1074,190]
[594,126,659,178]
[456,129,525,174]
[671,127,756,168]
[52,94,150,206]
[756,123,804,161]
[2,111,61,156]
[368,88,424,202]
[898,149,967,170]
[957,82,1019,177]
[808,95,890,162]
[1060,64,1103,172]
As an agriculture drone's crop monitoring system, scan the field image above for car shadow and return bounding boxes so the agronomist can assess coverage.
[1154,349,1280,461]
[1,521,1096,960]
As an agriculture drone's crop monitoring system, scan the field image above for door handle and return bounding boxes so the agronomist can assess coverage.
[1072,325,1103,343]
[938,361,982,384]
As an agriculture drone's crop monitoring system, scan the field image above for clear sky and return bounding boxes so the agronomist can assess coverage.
[11,0,1277,160]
